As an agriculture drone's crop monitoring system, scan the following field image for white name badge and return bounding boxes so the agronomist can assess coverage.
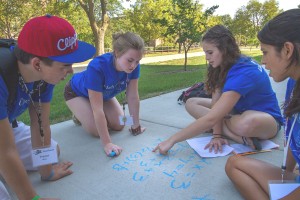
[31,143,58,167]
[269,180,300,200]
[119,115,134,126]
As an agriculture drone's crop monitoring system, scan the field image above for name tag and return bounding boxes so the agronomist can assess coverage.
[119,115,133,126]
[31,143,58,167]
[269,180,300,200]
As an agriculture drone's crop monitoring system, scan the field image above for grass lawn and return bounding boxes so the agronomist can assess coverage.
[17,49,262,125]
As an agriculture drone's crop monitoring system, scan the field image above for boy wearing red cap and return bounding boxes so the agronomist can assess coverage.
[0,15,95,200]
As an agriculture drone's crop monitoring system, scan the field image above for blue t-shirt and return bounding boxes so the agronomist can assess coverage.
[285,78,300,166]
[223,56,283,124]
[71,53,140,101]
[0,76,54,123]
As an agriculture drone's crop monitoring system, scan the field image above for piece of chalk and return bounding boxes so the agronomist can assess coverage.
[109,151,116,157]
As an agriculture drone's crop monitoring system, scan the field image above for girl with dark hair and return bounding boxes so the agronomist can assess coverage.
[226,9,300,199]
[153,25,282,155]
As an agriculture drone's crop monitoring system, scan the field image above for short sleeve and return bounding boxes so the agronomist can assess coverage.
[223,75,255,96]
[85,63,105,92]
[0,77,9,120]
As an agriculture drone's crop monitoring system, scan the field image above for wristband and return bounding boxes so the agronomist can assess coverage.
[32,195,40,200]
[130,125,142,136]
[41,169,54,181]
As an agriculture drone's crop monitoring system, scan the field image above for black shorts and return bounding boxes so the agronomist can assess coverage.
[64,81,78,101]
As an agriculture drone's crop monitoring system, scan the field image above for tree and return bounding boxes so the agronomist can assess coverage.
[78,0,109,56]
[77,0,127,55]
[125,0,172,46]
[0,0,85,40]
[231,0,281,47]
[0,0,37,38]
[157,0,217,70]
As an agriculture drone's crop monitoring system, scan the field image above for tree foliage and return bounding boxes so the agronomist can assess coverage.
[231,0,281,46]
[124,0,172,46]
[155,0,217,70]
[0,0,291,59]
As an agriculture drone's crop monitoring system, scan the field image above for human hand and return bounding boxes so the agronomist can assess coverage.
[41,161,73,181]
[152,139,174,155]
[129,125,146,136]
[104,143,122,157]
[204,137,229,153]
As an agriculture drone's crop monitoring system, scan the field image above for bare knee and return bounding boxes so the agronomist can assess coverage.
[109,123,124,131]
[225,156,237,177]
[185,98,196,112]
[233,117,258,136]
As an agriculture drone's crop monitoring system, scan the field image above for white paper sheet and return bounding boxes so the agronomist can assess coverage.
[186,136,234,157]
[186,136,279,157]
[231,140,279,154]
[269,181,300,200]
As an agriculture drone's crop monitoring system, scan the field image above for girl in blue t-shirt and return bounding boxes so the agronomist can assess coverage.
[226,9,300,199]
[153,25,282,155]
[64,32,146,157]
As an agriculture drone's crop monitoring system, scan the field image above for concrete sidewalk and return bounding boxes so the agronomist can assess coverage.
[6,51,286,199]
[22,78,286,200]
[72,51,204,73]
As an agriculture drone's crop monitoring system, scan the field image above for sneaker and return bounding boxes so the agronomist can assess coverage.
[72,114,81,126]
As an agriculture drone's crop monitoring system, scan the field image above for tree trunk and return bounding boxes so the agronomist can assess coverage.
[98,29,106,54]
[178,43,182,53]
[184,46,187,71]
[78,0,109,56]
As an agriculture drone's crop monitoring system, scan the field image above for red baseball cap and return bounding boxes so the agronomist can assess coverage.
[18,14,95,63]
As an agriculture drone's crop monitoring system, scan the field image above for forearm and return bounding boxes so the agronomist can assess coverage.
[30,117,53,178]
[170,116,216,144]
[93,110,111,145]
[127,96,140,127]
[0,150,36,200]
[212,121,223,135]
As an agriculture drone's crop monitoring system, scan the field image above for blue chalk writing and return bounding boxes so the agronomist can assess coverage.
[112,138,213,196]
[192,194,213,200]
[133,172,149,182]
[192,164,204,170]
[163,170,178,178]
[112,163,128,171]
[170,179,191,189]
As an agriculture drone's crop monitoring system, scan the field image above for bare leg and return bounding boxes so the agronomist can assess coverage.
[185,97,212,119]
[225,156,296,200]
[66,97,124,137]
[222,110,278,147]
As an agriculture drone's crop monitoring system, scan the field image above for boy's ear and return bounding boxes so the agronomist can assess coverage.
[31,57,41,71]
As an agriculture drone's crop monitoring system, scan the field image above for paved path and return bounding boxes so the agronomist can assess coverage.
[140,52,204,64]
[72,51,205,73]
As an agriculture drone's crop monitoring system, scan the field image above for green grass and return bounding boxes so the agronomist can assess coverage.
[17,49,262,125]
